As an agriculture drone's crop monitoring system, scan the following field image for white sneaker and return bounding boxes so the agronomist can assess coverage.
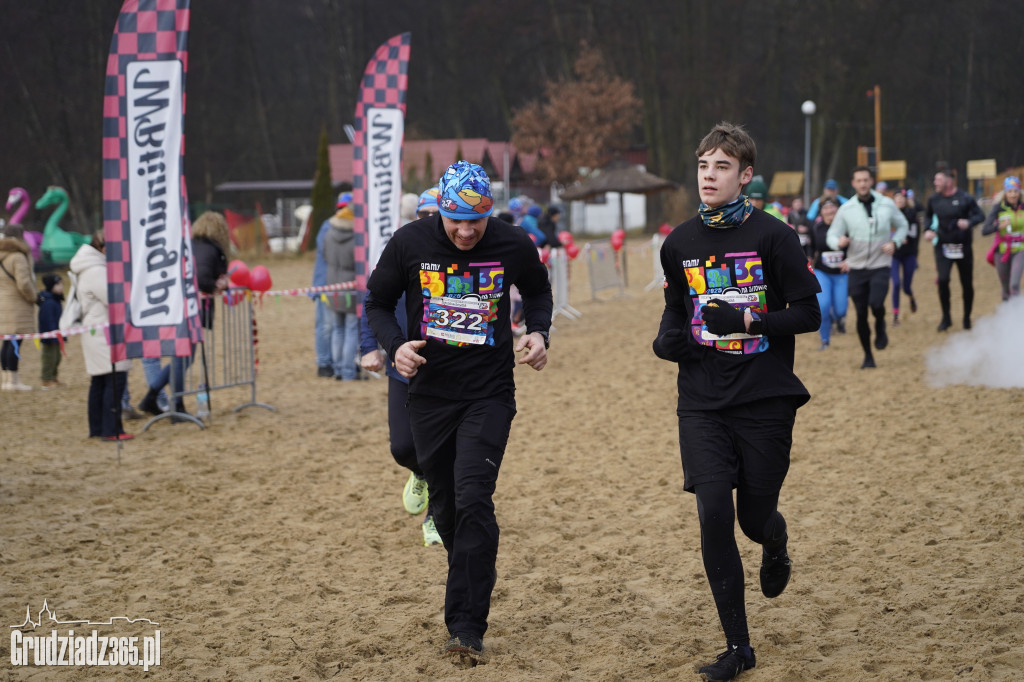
[402,472,428,515]
[7,372,32,391]
[422,516,442,547]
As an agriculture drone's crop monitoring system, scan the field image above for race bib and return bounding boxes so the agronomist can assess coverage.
[941,243,964,260]
[425,297,490,345]
[821,251,844,268]
[697,292,762,341]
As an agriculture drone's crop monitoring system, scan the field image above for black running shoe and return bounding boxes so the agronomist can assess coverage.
[909,295,917,313]
[698,645,756,681]
[874,329,888,350]
[760,548,792,598]
[835,317,846,334]
[937,317,952,332]
[963,317,972,330]
[443,633,486,662]
[861,356,876,369]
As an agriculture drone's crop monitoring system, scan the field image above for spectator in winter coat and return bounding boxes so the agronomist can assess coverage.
[69,232,133,439]
[0,224,38,392]
[323,204,359,381]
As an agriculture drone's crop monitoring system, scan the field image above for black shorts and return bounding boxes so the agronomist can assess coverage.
[848,267,890,309]
[677,396,798,495]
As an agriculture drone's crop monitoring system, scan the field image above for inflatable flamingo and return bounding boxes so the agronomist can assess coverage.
[34,186,91,263]
[5,187,44,261]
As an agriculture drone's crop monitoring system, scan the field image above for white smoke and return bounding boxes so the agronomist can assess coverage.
[925,297,1024,388]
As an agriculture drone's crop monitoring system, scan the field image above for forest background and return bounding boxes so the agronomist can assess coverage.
[1,0,1021,232]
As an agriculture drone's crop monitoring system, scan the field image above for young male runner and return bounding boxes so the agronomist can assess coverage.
[654,122,821,681]
[365,161,552,662]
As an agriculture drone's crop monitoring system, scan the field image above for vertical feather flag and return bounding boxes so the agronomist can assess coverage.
[103,0,201,361]
[352,33,411,288]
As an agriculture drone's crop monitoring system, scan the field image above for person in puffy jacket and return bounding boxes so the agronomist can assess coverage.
[69,232,133,439]
[0,224,38,391]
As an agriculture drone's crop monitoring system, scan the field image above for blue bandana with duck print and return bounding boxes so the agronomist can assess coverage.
[698,195,753,228]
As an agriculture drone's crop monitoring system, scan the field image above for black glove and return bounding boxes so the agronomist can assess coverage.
[700,298,746,336]
[653,328,692,362]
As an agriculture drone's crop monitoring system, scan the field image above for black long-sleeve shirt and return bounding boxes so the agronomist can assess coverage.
[365,214,552,400]
[656,210,821,411]
[925,190,985,247]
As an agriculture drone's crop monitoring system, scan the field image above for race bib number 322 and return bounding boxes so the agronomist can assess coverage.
[426,297,490,345]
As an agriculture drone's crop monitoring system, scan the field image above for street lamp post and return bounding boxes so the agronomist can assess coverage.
[801,100,816,206]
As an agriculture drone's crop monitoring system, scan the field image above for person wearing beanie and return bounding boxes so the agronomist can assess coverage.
[806,178,849,221]
[745,178,784,220]
[416,187,440,219]
[0,224,38,391]
[323,203,360,381]
[38,274,65,388]
[654,122,821,681]
[365,160,552,663]
[981,175,1024,300]
[310,191,353,378]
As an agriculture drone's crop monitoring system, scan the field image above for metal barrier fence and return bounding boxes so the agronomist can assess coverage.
[584,240,627,300]
[141,290,274,431]
[644,234,665,291]
[548,247,581,321]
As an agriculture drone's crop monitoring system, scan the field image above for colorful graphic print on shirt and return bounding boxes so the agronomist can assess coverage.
[419,261,504,346]
[684,251,770,355]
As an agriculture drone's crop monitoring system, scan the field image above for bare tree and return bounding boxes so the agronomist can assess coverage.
[511,43,642,186]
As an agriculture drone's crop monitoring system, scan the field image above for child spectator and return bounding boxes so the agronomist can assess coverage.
[38,274,64,388]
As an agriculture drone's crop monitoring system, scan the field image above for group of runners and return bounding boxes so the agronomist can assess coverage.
[354,123,1008,680]
[802,166,1008,369]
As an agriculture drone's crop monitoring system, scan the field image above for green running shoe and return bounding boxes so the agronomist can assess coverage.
[402,472,428,515]
[422,515,442,547]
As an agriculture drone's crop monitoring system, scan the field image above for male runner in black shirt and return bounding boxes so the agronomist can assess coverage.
[923,169,985,330]
[654,122,820,681]
[365,161,552,663]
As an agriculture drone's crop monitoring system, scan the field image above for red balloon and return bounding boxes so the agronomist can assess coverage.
[566,243,580,260]
[539,248,550,265]
[659,222,674,236]
[610,229,625,251]
[228,260,250,288]
[249,265,272,292]
[557,230,574,246]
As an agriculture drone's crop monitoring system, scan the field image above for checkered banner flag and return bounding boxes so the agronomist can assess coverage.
[352,33,411,289]
[102,0,201,361]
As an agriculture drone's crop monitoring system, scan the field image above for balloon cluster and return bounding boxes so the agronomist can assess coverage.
[228,260,273,292]
[659,222,674,236]
[558,231,580,259]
